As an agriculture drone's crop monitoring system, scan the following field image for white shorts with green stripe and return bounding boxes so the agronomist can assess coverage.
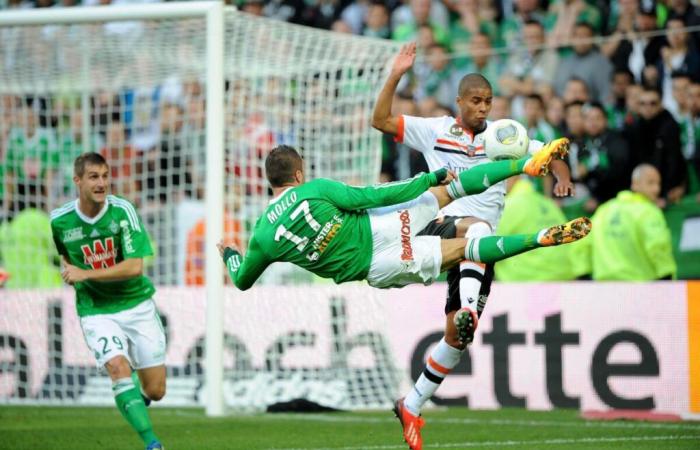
[80,299,167,370]
[366,192,442,289]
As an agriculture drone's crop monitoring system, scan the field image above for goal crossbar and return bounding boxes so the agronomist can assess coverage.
[0,2,220,25]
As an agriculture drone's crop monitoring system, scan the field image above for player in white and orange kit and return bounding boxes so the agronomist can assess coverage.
[372,43,575,450]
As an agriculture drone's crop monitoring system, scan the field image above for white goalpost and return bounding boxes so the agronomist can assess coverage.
[0,0,227,416]
[0,2,401,415]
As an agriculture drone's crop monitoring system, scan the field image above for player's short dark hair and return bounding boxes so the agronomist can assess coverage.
[74,152,108,178]
[457,73,492,97]
[265,145,303,188]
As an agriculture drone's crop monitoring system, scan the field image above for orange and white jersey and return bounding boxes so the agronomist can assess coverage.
[396,115,543,229]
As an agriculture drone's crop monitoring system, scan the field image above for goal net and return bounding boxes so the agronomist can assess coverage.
[0,5,404,411]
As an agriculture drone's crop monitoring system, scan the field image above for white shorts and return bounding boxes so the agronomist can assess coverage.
[366,192,443,288]
[80,299,167,370]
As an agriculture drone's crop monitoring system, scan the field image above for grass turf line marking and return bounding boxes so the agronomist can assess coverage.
[260,413,700,431]
[270,434,700,450]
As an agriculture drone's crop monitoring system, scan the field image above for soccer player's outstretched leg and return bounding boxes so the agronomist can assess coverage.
[51,153,166,450]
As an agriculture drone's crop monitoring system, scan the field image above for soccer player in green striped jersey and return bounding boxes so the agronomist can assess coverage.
[220,145,590,292]
[50,153,165,450]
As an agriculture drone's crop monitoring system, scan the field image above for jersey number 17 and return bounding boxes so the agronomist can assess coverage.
[274,200,322,261]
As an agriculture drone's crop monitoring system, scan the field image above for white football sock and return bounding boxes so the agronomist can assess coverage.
[460,221,491,310]
[404,338,464,415]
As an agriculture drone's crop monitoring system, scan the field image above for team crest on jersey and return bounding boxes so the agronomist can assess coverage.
[62,227,85,243]
[81,237,117,269]
[449,124,464,136]
[466,144,478,157]
[109,220,119,234]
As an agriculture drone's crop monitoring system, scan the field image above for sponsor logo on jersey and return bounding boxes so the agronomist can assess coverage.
[62,227,85,243]
[109,220,119,234]
[120,220,135,254]
[310,214,344,257]
[89,228,100,238]
[399,210,413,261]
[81,237,117,269]
[449,124,463,136]
[496,237,505,254]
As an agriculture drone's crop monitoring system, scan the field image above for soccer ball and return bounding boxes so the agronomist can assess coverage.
[483,119,529,160]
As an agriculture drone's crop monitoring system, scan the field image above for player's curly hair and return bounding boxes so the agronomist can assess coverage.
[74,152,109,178]
[265,145,303,187]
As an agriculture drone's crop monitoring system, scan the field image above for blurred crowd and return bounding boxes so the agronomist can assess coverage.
[2,1,699,208]
[1,0,699,285]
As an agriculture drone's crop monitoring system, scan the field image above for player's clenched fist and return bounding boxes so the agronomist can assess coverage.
[61,257,88,284]
[217,240,240,258]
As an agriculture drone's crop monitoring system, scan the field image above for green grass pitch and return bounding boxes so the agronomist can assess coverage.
[1,406,699,449]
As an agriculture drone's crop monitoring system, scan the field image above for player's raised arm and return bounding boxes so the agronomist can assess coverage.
[371,42,416,136]
[315,169,451,211]
[529,139,574,197]
[219,236,270,291]
[549,159,574,197]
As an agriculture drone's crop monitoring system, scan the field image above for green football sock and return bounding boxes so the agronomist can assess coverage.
[131,371,149,400]
[131,371,141,391]
[465,232,541,264]
[113,377,159,445]
[447,158,527,199]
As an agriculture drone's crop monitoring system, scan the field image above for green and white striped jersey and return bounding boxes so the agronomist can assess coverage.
[50,195,155,317]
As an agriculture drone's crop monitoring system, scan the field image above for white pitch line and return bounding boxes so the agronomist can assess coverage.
[261,413,700,431]
[270,434,700,450]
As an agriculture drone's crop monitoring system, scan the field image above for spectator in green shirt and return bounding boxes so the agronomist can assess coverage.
[0,207,62,289]
[392,0,450,47]
[499,20,559,118]
[456,32,502,95]
[449,0,500,66]
[606,68,635,130]
[522,94,560,143]
[582,164,677,280]
[500,0,546,52]
[683,81,700,196]
[520,94,560,195]
[415,43,460,107]
[4,103,58,213]
[546,0,603,48]
[57,107,103,201]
